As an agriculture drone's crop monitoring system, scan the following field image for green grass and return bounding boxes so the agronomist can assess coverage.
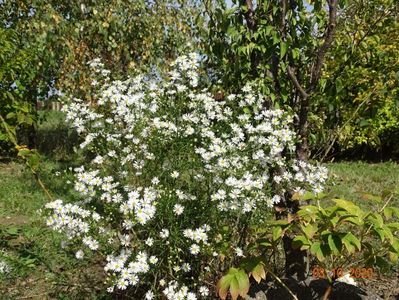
[326,161,399,208]
[0,159,398,298]
[0,161,107,299]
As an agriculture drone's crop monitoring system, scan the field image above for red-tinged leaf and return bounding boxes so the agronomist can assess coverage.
[251,263,266,283]
[229,277,240,300]
[235,269,250,297]
[217,273,234,300]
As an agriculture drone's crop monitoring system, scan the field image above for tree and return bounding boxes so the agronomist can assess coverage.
[0,27,37,153]
[202,0,339,279]
[0,0,202,149]
[204,0,338,161]
[313,0,399,160]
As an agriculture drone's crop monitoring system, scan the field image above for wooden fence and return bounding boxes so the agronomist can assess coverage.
[36,101,63,111]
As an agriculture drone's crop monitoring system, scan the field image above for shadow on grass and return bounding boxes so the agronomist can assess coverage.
[37,110,80,162]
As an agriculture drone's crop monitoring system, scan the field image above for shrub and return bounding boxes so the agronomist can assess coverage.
[44,54,327,299]
[245,193,399,299]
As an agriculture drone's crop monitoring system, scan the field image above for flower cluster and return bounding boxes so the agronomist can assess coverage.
[0,260,10,275]
[45,53,328,298]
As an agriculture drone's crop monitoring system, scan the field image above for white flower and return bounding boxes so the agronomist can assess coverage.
[117,279,128,290]
[93,155,104,164]
[189,244,200,255]
[160,229,169,239]
[145,291,154,300]
[0,261,10,274]
[173,204,184,216]
[182,263,191,272]
[199,286,209,296]
[171,171,180,178]
[173,265,181,272]
[235,247,244,257]
[145,237,154,246]
[48,53,329,296]
[187,293,197,300]
[75,250,84,259]
[82,236,99,250]
[149,256,158,264]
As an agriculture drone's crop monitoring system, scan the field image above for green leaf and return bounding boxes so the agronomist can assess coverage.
[235,269,250,297]
[17,148,31,157]
[229,277,240,300]
[384,207,399,220]
[217,268,249,300]
[27,153,40,170]
[217,273,234,300]
[265,25,273,35]
[243,107,251,115]
[6,227,19,236]
[272,226,283,241]
[342,232,361,253]
[292,235,310,250]
[388,251,398,263]
[336,78,343,93]
[328,234,343,255]
[280,41,287,59]
[298,205,319,216]
[384,226,394,244]
[5,112,15,119]
[300,223,317,239]
[292,48,300,60]
[310,242,325,261]
[386,222,399,230]
[265,220,290,227]
[368,213,384,229]
[333,199,362,216]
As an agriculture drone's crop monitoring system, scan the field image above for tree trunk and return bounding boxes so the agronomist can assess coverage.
[283,235,307,281]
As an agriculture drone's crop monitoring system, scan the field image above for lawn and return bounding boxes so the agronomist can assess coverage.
[0,159,398,298]
[327,161,399,208]
[0,161,106,299]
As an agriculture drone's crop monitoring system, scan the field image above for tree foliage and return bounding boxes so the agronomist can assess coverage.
[0,27,36,151]
[0,0,202,151]
[0,0,201,99]
[313,0,399,158]
[202,0,339,161]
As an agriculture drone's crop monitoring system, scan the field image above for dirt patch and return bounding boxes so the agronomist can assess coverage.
[0,263,107,300]
[357,271,399,299]
[246,272,399,300]
[0,215,29,226]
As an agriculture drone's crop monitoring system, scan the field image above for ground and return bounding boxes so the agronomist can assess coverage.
[0,160,398,299]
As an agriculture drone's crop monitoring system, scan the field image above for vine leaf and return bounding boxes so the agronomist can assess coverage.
[217,268,250,300]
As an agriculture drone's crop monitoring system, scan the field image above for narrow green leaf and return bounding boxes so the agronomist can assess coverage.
[328,234,342,255]
[229,277,240,300]
[280,41,287,59]
[235,270,250,297]
[272,226,283,241]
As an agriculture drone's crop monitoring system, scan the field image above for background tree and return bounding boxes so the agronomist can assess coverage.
[0,0,202,150]
[313,0,399,160]
[201,0,339,279]
[203,0,339,161]
[0,27,37,153]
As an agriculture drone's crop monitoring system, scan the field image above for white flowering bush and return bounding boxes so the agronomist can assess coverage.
[44,53,327,299]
